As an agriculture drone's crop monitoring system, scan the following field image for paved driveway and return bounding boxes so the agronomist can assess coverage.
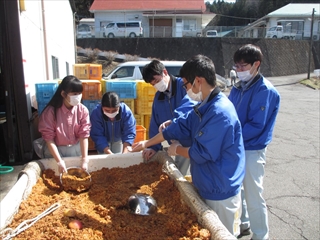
[264,74,319,240]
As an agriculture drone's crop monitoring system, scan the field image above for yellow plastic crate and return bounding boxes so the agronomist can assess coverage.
[89,64,102,80]
[134,125,146,143]
[73,64,90,79]
[134,114,143,126]
[100,79,107,94]
[134,98,153,115]
[144,114,151,130]
[121,99,135,112]
[136,80,156,99]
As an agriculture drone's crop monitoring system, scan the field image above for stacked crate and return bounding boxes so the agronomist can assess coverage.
[80,80,102,151]
[104,80,137,115]
[103,80,148,142]
[73,64,103,115]
[35,81,59,115]
[73,64,102,80]
[134,80,155,138]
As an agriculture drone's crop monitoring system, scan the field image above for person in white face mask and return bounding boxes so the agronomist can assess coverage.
[90,91,136,155]
[140,60,197,176]
[229,44,281,240]
[36,75,91,174]
[131,55,245,237]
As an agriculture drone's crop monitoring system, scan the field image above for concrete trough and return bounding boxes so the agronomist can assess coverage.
[0,151,235,240]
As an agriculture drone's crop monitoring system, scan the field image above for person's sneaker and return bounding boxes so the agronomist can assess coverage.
[237,228,251,238]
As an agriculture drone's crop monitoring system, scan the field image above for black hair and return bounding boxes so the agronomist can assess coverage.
[179,55,216,87]
[142,59,165,83]
[233,44,263,67]
[41,75,83,117]
[101,91,120,108]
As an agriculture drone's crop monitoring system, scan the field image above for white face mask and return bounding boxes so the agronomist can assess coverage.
[236,65,255,82]
[153,79,168,92]
[68,94,82,106]
[104,111,118,119]
[187,82,202,102]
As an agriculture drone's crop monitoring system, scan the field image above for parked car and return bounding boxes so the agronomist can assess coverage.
[104,21,143,38]
[77,24,92,38]
[265,25,296,39]
[102,60,228,90]
[206,30,218,37]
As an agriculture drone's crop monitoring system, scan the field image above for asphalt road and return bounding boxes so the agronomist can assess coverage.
[233,73,320,240]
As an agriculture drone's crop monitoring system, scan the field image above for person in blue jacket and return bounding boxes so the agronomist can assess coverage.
[90,91,136,154]
[141,59,197,176]
[228,44,280,240]
[131,55,245,237]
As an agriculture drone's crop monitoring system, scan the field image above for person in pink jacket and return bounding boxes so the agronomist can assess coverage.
[37,75,91,174]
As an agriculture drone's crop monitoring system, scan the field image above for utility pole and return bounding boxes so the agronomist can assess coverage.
[307,8,315,79]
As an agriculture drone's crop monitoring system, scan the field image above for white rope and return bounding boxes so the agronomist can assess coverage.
[0,202,61,240]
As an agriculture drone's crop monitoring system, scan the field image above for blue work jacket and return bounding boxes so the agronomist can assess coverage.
[163,88,245,201]
[228,74,280,150]
[90,102,136,153]
[149,75,197,151]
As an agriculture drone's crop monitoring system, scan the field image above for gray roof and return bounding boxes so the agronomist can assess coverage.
[268,3,320,17]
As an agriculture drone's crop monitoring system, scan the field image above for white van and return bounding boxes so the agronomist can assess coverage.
[102,60,228,90]
[206,30,218,37]
[104,21,143,38]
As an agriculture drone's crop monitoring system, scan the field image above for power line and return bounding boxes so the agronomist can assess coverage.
[215,13,259,20]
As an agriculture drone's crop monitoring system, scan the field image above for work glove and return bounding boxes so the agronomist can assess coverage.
[81,157,89,171]
[167,141,181,156]
[57,160,67,174]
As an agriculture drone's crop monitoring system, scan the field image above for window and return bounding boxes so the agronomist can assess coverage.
[166,67,181,77]
[277,20,304,34]
[126,22,140,27]
[78,24,90,32]
[117,23,125,28]
[106,23,115,28]
[183,19,196,30]
[52,56,59,79]
[111,66,134,79]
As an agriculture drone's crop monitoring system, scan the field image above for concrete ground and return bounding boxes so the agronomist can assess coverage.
[0,73,319,239]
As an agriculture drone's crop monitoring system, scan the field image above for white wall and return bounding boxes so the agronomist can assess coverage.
[18,0,75,109]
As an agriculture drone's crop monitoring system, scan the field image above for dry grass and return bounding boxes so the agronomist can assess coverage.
[76,47,149,75]
[300,77,320,90]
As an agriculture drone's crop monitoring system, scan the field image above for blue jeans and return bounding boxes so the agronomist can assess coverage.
[241,148,269,240]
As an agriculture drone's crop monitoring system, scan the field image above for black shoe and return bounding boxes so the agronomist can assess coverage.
[237,228,251,238]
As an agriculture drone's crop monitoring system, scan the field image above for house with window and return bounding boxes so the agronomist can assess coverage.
[89,0,215,38]
[239,3,320,40]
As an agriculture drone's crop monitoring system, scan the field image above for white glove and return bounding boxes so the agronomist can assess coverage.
[158,120,172,133]
[167,141,181,156]
[81,157,89,171]
[57,160,67,174]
